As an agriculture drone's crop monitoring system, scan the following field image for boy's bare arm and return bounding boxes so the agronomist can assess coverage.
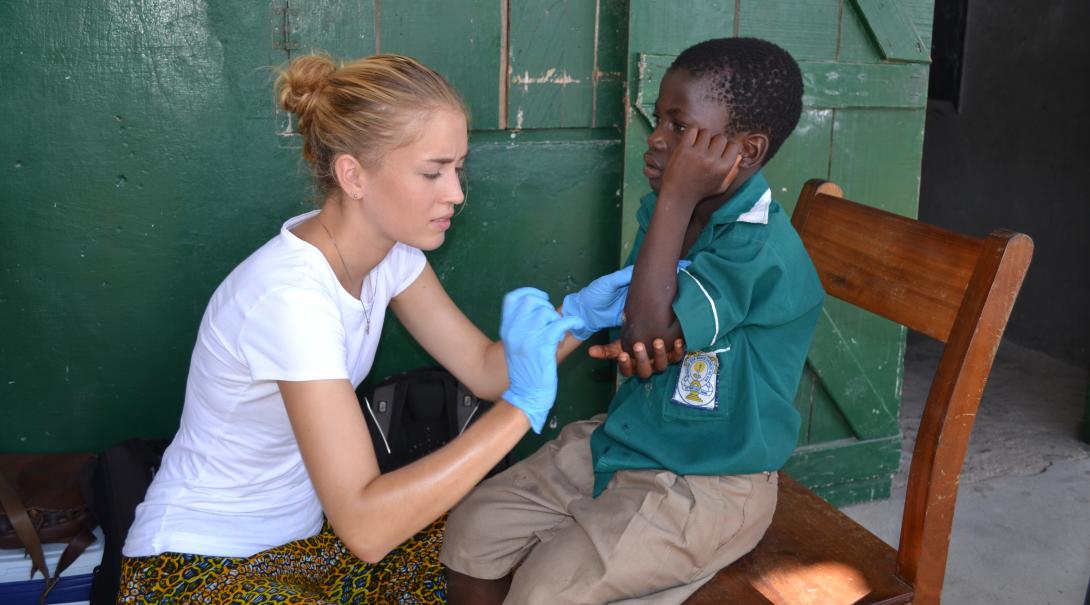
[620,195,690,349]
[621,128,742,353]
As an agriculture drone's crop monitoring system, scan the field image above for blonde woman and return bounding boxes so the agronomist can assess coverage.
[117,53,631,604]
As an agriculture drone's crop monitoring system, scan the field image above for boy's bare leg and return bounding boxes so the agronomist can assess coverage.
[445,569,511,605]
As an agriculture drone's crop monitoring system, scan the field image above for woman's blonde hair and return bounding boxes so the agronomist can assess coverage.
[275,53,467,197]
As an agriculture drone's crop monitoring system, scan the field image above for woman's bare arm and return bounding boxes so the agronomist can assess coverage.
[280,378,529,563]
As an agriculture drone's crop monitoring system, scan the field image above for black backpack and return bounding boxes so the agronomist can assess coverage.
[358,367,511,476]
[79,438,169,605]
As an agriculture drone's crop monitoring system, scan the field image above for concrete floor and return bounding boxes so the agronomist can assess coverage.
[842,334,1090,605]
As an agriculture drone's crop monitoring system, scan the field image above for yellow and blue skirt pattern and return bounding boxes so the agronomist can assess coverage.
[117,518,446,604]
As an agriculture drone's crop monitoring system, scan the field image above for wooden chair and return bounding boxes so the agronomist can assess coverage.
[686,179,1033,605]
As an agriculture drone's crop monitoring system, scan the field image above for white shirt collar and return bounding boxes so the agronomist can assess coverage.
[736,188,772,225]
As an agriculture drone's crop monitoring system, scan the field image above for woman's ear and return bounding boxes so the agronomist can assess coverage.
[333,153,366,200]
[738,133,770,169]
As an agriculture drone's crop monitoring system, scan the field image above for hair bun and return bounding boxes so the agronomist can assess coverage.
[275,54,338,119]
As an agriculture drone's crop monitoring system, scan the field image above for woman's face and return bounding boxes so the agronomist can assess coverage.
[360,108,469,251]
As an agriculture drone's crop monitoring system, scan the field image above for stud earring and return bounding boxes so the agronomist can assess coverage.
[352,193,361,200]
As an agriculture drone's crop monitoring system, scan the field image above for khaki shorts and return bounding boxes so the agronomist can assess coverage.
[440,416,778,605]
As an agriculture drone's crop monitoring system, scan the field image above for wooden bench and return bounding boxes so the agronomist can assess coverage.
[685,179,1033,605]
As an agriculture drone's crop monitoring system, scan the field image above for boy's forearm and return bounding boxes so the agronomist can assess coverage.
[622,193,690,350]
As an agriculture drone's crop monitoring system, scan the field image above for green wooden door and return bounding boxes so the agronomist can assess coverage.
[622,0,935,505]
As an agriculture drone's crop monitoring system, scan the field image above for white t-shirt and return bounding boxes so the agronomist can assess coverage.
[123,210,426,558]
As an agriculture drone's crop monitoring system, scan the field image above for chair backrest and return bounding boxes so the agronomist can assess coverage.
[791,180,1033,603]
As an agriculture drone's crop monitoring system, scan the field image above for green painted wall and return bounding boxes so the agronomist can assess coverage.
[0,1,626,454]
[2,1,936,494]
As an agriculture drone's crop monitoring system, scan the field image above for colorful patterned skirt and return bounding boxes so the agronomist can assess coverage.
[117,518,447,604]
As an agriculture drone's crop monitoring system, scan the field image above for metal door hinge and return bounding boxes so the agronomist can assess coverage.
[272,2,300,51]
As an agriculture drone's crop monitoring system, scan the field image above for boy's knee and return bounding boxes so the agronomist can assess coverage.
[440,497,524,578]
[444,491,490,545]
[442,482,526,564]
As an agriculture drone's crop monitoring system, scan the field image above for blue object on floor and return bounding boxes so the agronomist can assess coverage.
[0,527,103,604]
[0,571,94,604]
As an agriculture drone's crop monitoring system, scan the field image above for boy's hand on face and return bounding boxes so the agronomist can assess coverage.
[660,127,744,208]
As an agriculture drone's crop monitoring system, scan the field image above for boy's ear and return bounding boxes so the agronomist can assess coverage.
[738,133,770,169]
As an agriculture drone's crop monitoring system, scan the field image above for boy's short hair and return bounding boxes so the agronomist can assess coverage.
[670,37,803,163]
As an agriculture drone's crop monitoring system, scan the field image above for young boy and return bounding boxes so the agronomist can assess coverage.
[441,38,824,605]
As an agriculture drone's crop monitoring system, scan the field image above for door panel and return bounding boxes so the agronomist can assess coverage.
[381,0,502,129]
[850,0,929,63]
[507,1,597,129]
[763,109,833,216]
[840,0,934,63]
[738,0,840,61]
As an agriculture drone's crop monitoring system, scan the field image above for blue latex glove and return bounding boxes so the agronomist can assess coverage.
[500,288,585,433]
[563,262,692,340]
[562,266,634,340]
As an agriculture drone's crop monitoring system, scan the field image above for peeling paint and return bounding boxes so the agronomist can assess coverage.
[511,68,582,93]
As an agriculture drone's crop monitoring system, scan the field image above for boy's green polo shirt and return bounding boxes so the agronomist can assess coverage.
[589,171,824,496]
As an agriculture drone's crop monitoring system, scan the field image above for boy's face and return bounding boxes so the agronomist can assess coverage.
[644,68,733,193]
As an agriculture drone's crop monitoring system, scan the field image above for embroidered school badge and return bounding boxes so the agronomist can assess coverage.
[672,351,719,410]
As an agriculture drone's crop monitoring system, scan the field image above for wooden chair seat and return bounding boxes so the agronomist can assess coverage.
[687,474,912,605]
[685,180,1033,605]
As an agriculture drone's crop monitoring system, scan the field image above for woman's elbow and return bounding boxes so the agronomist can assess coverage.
[471,383,506,403]
[331,516,397,564]
[339,530,393,564]
[352,545,390,566]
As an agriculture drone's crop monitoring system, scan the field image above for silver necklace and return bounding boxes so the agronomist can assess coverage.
[316,215,375,334]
